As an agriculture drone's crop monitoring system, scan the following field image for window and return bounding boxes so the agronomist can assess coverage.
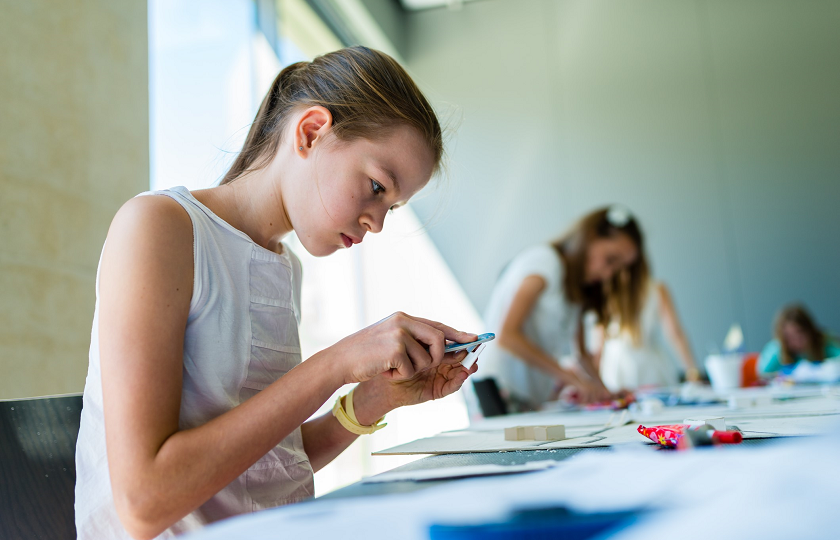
[149,0,481,495]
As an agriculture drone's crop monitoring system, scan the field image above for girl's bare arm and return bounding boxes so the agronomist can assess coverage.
[497,275,583,386]
[657,282,699,379]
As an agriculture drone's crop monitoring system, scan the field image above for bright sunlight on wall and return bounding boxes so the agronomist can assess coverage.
[149,0,483,496]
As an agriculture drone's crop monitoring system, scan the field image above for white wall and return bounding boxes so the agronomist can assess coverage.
[401,0,840,356]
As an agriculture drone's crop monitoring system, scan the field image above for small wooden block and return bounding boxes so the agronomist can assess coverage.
[533,425,565,441]
[504,426,528,441]
[505,425,566,441]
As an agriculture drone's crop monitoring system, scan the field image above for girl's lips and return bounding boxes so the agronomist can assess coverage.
[341,234,353,248]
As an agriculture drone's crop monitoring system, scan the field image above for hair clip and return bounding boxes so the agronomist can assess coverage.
[606,205,632,227]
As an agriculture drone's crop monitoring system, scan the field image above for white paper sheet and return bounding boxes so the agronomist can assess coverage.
[361,460,557,483]
[375,394,840,455]
[185,428,840,540]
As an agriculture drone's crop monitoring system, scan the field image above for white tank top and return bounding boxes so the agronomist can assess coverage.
[75,186,314,539]
[599,281,679,391]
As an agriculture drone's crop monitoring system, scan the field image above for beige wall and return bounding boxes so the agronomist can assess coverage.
[0,1,149,398]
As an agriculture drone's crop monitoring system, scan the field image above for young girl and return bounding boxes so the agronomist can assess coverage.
[597,280,701,391]
[758,304,840,374]
[477,206,648,412]
[74,47,479,540]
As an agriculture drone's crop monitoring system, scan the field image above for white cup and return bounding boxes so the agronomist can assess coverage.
[705,354,743,393]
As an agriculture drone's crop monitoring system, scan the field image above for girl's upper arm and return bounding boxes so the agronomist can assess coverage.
[656,282,675,316]
[97,195,194,489]
[500,275,547,338]
[655,283,674,323]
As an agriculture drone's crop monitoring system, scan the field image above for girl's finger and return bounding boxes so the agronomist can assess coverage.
[441,350,468,365]
[442,367,471,396]
[385,345,416,380]
[412,316,477,344]
[394,316,448,367]
[403,335,433,372]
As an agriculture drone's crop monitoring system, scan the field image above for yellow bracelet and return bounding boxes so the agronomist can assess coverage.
[332,388,387,435]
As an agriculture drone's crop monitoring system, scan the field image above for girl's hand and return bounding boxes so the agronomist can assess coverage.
[330,312,477,385]
[593,380,613,402]
[391,353,480,407]
[350,351,480,425]
[573,380,600,405]
[562,375,610,405]
[685,367,702,383]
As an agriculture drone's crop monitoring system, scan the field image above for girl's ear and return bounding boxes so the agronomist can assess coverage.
[294,106,333,157]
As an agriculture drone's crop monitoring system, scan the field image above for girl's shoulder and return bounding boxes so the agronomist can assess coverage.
[757,339,783,373]
[760,339,782,355]
[99,193,195,314]
[824,334,840,358]
[506,244,563,289]
[514,244,562,272]
[112,192,193,241]
[105,193,195,274]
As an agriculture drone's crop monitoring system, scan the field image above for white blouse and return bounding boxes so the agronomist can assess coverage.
[599,282,679,391]
[75,187,313,539]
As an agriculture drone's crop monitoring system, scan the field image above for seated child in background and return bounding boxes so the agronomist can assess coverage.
[758,304,840,375]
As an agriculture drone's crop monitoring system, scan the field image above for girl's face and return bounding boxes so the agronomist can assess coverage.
[584,233,638,284]
[289,123,435,257]
[782,321,810,354]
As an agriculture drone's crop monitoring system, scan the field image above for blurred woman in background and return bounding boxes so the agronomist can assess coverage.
[758,304,840,375]
[476,206,649,413]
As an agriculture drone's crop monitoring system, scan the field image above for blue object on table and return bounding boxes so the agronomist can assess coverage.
[428,507,642,540]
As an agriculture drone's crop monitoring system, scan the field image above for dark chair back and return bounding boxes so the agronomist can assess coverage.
[0,394,83,540]
[472,378,509,417]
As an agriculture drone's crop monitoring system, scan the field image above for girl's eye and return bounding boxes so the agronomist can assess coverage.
[370,179,385,195]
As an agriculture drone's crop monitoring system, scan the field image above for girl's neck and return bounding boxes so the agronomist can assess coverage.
[194,166,294,253]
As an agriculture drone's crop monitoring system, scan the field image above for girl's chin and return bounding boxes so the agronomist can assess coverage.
[292,234,333,258]
[304,242,341,258]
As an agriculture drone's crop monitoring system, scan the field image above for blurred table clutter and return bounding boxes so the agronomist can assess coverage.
[185,380,840,540]
[373,381,837,454]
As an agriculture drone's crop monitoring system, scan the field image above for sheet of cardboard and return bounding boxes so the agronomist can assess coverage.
[374,394,840,455]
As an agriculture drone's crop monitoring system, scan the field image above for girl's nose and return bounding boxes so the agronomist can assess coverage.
[362,211,386,234]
